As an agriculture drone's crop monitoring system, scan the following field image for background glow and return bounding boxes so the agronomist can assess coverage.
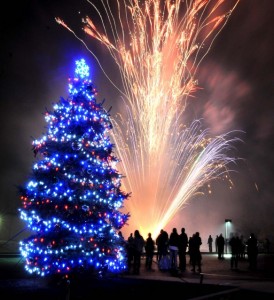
[2,0,274,253]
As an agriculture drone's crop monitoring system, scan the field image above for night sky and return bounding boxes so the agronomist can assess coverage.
[1,0,274,250]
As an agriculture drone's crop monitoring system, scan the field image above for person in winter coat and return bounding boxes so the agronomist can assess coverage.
[132,229,145,275]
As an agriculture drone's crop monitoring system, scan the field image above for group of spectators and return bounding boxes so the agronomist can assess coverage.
[212,232,262,270]
[125,227,202,275]
[123,229,266,275]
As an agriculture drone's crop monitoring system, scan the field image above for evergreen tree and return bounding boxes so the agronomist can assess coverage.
[18,58,130,278]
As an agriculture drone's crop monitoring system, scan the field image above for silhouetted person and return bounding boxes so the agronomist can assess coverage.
[188,234,194,265]
[239,235,246,260]
[169,228,180,270]
[229,234,241,269]
[156,229,169,261]
[215,235,219,253]
[178,227,188,271]
[132,229,145,275]
[190,232,202,273]
[264,238,271,254]
[207,235,213,253]
[246,233,258,270]
[145,233,155,271]
[217,233,225,260]
[126,233,134,273]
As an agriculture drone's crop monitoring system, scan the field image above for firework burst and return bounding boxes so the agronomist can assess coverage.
[56,0,241,238]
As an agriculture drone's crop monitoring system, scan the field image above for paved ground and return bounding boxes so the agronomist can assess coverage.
[0,253,273,299]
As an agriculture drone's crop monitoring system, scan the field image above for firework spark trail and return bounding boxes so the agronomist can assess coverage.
[56,0,241,238]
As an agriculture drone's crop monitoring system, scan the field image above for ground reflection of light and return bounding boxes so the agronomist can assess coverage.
[56,0,241,239]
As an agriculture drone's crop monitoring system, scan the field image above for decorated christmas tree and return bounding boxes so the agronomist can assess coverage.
[18,58,130,278]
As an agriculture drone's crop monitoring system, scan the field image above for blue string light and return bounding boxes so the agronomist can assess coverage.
[18,59,130,278]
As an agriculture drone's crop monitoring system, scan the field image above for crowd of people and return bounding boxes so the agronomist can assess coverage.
[121,228,269,276]
[124,227,203,275]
